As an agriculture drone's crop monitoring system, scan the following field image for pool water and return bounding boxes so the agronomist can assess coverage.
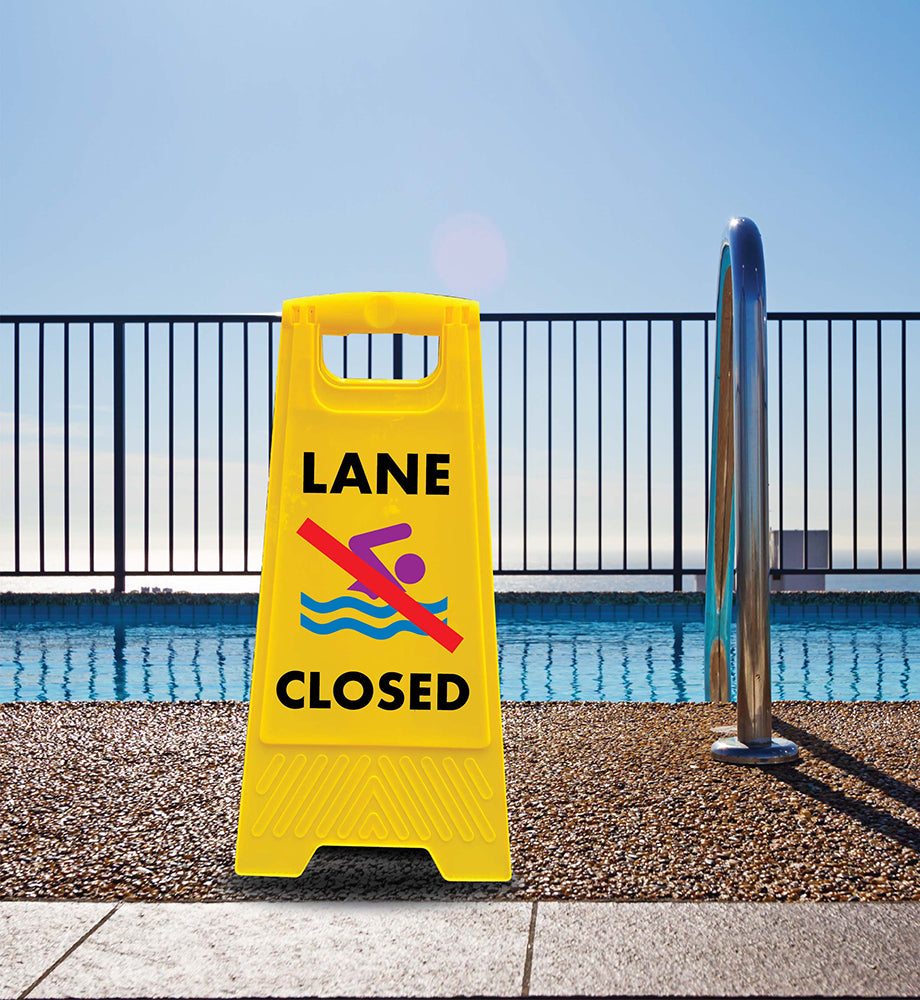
[1,603,917,702]
[498,617,917,702]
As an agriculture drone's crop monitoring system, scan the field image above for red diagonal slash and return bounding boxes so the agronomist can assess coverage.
[297,517,463,653]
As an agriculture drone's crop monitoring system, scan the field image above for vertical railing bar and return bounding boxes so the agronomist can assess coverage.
[547,320,553,571]
[218,321,224,573]
[367,333,372,379]
[672,318,683,591]
[268,321,275,450]
[901,318,907,569]
[13,323,20,572]
[523,321,528,571]
[343,333,348,380]
[38,322,45,573]
[422,335,427,378]
[596,319,602,571]
[572,319,577,570]
[622,320,627,570]
[63,322,70,573]
[646,319,652,571]
[168,322,174,573]
[827,319,833,570]
[852,319,858,568]
[393,332,403,380]
[497,321,503,571]
[877,318,882,569]
[144,322,150,573]
[778,318,784,571]
[112,321,125,593]
[89,323,95,573]
[243,321,249,573]
[193,320,199,573]
[803,320,809,566]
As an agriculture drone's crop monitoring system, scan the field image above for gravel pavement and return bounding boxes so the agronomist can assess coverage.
[1,700,918,902]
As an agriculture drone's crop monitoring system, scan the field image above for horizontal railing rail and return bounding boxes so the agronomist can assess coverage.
[2,311,918,591]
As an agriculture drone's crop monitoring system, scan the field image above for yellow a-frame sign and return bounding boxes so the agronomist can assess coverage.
[236,292,510,882]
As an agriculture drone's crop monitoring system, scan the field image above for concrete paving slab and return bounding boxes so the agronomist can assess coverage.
[30,901,532,999]
[530,901,920,997]
[0,901,114,998]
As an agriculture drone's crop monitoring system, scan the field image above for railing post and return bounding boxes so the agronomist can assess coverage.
[113,321,126,594]
[672,319,683,591]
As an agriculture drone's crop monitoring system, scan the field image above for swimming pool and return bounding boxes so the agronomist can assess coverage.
[2,597,917,703]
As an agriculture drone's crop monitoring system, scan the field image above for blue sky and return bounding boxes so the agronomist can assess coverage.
[2,1,918,590]
[2,0,918,314]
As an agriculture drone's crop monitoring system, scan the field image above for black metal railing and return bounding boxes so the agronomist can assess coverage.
[1,311,918,591]
[485,314,708,587]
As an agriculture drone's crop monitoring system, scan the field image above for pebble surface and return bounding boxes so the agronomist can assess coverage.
[1,700,918,902]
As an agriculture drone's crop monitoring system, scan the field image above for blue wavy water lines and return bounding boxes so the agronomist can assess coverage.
[300,593,448,618]
[300,614,448,640]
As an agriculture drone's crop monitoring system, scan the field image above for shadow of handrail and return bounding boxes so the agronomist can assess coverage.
[772,715,920,814]
[766,762,920,853]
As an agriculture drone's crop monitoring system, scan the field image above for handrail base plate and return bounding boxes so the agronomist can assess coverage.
[711,735,800,766]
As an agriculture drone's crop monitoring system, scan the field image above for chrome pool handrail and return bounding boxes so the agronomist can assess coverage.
[704,218,799,765]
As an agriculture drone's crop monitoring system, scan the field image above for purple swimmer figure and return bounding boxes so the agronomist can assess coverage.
[347,523,425,599]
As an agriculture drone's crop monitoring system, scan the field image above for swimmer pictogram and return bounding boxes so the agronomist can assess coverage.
[347,523,426,598]
[296,517,463,653]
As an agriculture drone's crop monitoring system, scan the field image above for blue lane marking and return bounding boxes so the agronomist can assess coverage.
[299,614,448,640]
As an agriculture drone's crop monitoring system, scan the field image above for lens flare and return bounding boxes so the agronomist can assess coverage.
[430,213,508,296]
